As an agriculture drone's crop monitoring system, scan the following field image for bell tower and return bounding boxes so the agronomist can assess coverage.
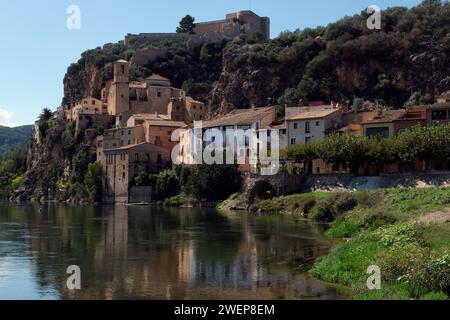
[108,59,130,115]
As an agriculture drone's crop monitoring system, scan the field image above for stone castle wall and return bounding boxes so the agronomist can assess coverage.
[125,11,270,46]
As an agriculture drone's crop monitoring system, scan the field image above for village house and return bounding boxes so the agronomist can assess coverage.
[178,106,276,173]
[62,97,115,134]
[101,142,170,203]
[97,117,185,203]
[286,103,344,147]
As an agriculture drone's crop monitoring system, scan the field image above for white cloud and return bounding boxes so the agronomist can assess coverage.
[0,108,19,127]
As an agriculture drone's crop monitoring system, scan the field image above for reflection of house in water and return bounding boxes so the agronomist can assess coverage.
[22,204,337,300]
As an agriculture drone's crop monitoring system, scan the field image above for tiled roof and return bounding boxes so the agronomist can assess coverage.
[362,110,407,124]
[130,114,170,121]
[146,74,170,81]
[286,107,341,121]
[146,120,186,127]
[201,107,275,128]
[104,125,142,133]
[104,142,163,152]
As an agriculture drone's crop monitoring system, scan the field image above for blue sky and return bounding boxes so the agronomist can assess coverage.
[0,0,421,126]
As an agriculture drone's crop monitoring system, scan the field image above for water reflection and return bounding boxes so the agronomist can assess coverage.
[0,203,339,300]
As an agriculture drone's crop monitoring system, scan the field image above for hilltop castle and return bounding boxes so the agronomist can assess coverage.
[125,10,270,46]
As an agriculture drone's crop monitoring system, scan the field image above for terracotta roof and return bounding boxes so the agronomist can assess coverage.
[146,74,170,81]
[104,142,164,152]
[146,120,186,127]
[363,110,406,124]
[104,125,142,133]
[429,102,450,109]
[129,114,170,121]
[200,107,275,128]
[286,107,341,121]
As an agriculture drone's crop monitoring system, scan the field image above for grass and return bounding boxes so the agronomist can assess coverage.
[251,186,450,300]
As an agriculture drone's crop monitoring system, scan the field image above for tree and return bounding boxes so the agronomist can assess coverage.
[84,162,103,202]
[352,98,365,111]
[39,108,53,123]
[186,164,241,201]
[176,15,195,34]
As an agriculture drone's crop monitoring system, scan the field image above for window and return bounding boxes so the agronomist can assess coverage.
[290,138,296,145]
[92,100,96,105]
[155,136,161,146]
[146,153,150,161]
[135,153,139,161]
[293,123,298,129]
[316,121,320,126]
[157,154,162,164]
[157,91,161,98]
[121,65,125,74]
[121,131,124,136]
[128,130,131,135]
[366,127,389,139]
[305,121,311,134]
[432,110,447,120]
[305,137,311,144]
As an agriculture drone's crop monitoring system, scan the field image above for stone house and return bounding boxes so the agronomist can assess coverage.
[102,142,171,203]
[104,59,205,126]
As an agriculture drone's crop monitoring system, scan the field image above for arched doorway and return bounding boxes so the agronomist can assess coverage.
[250,180,276,202]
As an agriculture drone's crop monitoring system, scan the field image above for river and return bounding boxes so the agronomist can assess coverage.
[0,203,339,300]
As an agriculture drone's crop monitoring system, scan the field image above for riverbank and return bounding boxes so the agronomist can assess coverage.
[221,187,450,300]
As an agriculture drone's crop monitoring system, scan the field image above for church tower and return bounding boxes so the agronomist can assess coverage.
[108,59,130,115]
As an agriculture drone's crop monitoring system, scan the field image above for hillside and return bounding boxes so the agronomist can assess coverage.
[63,1,450,111]
[0,125,33,154]
[11,0,450,202]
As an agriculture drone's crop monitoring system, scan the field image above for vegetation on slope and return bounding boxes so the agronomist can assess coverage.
[251,187,450,300]
[0,143,29,198]
[0,125,32,154]
[213,0,450,109]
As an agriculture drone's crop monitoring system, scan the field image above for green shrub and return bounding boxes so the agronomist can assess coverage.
[333,193,358,213]
[310,198,336,222]
[371,222,418,247]
[411,254,450,295]
[10,175,25,190]
[377,243,430,282]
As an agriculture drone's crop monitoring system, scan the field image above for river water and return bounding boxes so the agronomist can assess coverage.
[0,203,339,300]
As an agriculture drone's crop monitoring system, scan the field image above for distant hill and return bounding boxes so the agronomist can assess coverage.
[0,125,33,154]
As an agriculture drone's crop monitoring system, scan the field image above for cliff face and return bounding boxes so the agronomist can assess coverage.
[17,120,66,201]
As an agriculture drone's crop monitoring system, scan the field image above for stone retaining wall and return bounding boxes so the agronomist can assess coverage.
[302,172,450,192]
